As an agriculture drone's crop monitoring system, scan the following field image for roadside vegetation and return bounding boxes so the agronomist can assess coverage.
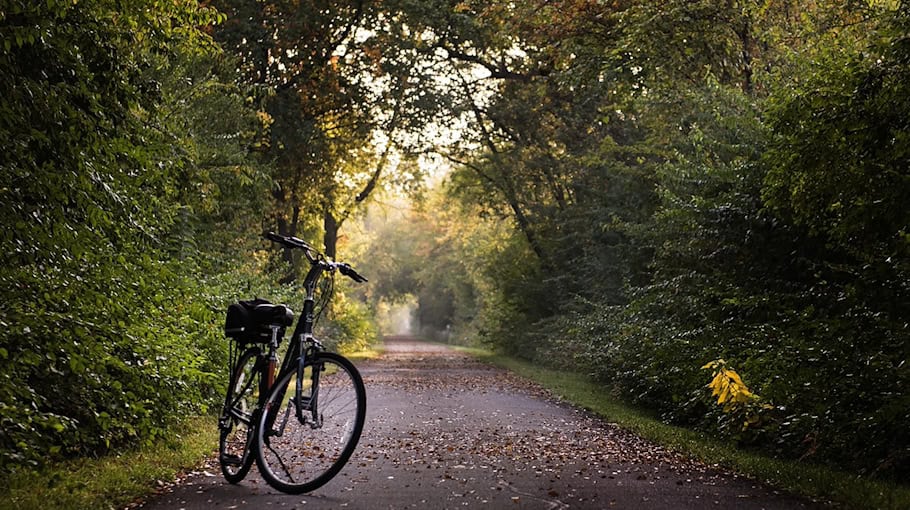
[361,0,910,486]
[459,347,910,510]
[0,417,216,510]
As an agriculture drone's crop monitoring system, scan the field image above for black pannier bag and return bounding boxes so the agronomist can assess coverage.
[225,298,294,344]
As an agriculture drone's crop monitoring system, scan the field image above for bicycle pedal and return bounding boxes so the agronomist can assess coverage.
[219,453,243,466]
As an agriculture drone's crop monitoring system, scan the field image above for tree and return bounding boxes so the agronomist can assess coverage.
[384,0,661,350]
[210,0,444,277]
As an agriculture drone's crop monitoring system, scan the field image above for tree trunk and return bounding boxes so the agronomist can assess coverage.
[275,187,301,283]
[737,17,755,95]
[323,207,338,261]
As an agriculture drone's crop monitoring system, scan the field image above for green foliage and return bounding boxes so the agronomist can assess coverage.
[558,3,908,478]
[1,416,218,510]
[319,288,380,354]
[0,0,266,473]
[355,195,490,344]
[209,0,440,265]
[2,0,908,490]
[763,5,910,265]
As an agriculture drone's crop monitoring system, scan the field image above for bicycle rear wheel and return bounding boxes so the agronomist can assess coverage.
[255,352,366,494]
[219,346,261,484]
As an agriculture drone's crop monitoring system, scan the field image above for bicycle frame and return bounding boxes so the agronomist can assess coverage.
[222,261,328,432]
[263,258,333,432]
[285,259,329,363]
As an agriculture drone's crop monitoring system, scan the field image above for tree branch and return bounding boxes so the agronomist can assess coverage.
[436,43,549,82]
[276,0,365,92]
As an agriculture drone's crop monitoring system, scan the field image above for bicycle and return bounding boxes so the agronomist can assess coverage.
[218,232,368,494]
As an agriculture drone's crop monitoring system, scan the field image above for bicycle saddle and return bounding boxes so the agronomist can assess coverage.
[253,303,294,327]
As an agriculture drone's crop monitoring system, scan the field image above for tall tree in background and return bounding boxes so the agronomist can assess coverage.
[386,0,663,346]
[211,0,369,268]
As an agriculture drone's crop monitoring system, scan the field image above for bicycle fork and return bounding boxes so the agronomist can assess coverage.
[295,344,323,429]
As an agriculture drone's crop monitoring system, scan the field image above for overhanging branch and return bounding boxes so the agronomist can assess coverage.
[436,43,550,82]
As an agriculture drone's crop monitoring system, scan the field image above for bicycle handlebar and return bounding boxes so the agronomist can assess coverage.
[264,232,368,284]
[337,262,368,283]
[266,231,314,251]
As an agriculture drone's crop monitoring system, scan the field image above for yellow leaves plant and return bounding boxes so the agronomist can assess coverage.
[703,359,756,409]
[702,359,772,432]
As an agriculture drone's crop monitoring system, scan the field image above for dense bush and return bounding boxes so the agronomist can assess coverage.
[545,9,910,476]
[0,1,242,471]
[320,295,380,354]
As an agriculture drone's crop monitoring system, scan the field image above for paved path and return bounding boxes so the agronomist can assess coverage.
[136,337,817,509]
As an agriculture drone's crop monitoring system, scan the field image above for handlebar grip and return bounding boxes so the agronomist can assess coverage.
[338,263,368,283]
[265,231,313,251]
[265,231,284,243]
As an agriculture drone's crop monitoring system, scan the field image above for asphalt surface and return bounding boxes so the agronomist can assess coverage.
[135,337,818,509]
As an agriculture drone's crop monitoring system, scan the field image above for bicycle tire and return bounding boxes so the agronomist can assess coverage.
[219,346,262,484]
[255,352,366,494]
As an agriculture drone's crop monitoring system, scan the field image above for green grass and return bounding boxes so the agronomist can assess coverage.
[343,345,385,361]
[0,344,381,510]
[0,416,218,510]
[458,347,910,510]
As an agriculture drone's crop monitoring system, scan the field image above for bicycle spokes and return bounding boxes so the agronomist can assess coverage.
[255,353,366,494]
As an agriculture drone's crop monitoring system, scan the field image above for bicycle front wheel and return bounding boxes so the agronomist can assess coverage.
[255,352,366,494]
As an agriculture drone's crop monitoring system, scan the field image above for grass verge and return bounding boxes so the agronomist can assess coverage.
[0,416,218,510]
[458,347,910,510]
[343,345,385,361]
